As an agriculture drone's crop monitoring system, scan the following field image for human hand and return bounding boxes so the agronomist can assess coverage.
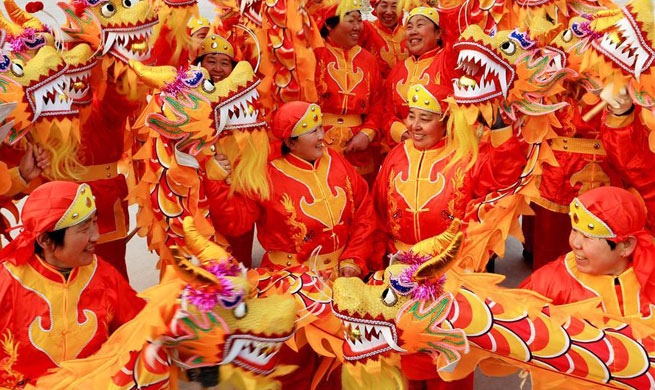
[19,143,49,182]
[600,83,633,116]
[339,265,361,278]
[401,131,410,141]
[343,132,371,154]
[213,153,231,175]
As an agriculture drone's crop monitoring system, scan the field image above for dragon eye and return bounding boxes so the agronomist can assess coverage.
[500,41,516,55]
[101,2,116,17]
[562,29,573,43]
[381,288,397,306]
[10,62,23,77]
[122,0,139,7]
[233,301,247,319]
[202,78,216,93]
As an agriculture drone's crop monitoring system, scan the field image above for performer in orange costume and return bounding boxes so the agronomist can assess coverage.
[358,0,407,77]
[383,7,456,147]
[205,102,374,389]
[314,0,384,181]
[520,186,655,317]
[0,181,144,388]
[206,102,374,277]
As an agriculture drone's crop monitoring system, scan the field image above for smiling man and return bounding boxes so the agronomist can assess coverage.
[0,181,144,388]
[520,186,655,317]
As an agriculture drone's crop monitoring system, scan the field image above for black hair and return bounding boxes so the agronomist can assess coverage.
[320,15,341,39]
[34,228,67,255]
[281,136,299,155]
[606,240,617,250]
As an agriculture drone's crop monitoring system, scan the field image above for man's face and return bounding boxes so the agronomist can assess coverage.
[53,213,99,268]
[201,53,234,82]
[569,229,625,275]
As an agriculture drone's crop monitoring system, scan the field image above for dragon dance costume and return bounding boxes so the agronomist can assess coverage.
[357,0,408,77]
[0,182,143,389]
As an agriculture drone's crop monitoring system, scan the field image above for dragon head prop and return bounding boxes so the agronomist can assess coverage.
[32,216,297,390]
[582,0,655,109]
[332,220,469,387]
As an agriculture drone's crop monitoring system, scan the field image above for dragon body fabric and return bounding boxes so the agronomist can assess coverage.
[26,217,297,390]
[129,60,269,263]
[331,221,655,390]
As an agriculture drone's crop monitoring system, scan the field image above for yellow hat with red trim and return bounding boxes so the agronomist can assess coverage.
[197,33,235,60]
[408,6,439,26]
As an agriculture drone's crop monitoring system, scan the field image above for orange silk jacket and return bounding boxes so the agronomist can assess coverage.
[0,255,144,388]
[359,20,408,78]
[314,42,384,175]
[206,148,376,273]
[382,48,455,146]
[520,252,651,317]
[373,132,524,253]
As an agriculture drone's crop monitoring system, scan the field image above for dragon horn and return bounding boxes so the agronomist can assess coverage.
[129,60,179,89]
[170,246,221,285]
[412,232,464,282]
[410,219,461,257]
[4,0,45,30]
[182,216,231,264]
[0,12,23,36]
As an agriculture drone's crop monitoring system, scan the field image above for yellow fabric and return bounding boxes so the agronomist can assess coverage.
[197,33,235,59]
[390,121,408,143]
[549,136,606,156]
[76,161,120,182]
[291,103,323,137]
[360,128,377,142]
[186,16,209,35]
[4,167,29,198]
[406,84,441,114]
[605,110,635,128]
[322,113,363,128]
[54,184,96,230]
[266,247,343,272]
[407,7,439,26]
[569,197,615,238]
[489,126,513,148]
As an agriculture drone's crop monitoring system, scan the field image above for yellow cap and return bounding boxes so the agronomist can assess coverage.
[569,198,615,239]
[337,0,362,20]
[197,33,235,60]
[407,84,441,114]
[54,184,97,231]
[292,103,322,137]
[407,6,440,26]
[187,16,210,36]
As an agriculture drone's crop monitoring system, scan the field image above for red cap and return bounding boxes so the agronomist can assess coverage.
[271,101,322,140]
[576,186,655,304]
[0,181,96,265]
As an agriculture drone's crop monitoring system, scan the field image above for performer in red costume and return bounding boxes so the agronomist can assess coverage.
[0,181,144,389]
[382,7,456,147]
[358,0,407,77]
[314,0,384,182]
[521,186,655,317]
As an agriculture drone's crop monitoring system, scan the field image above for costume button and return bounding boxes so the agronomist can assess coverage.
[287,254,292,259]
[286,261,291,266]
[106,164,111,169]
[563,145,568,150]
[323,259,330,265]
[337,118,344,124]
[594,143,600,149]
[562,138,568,143]
[106,173,111,177]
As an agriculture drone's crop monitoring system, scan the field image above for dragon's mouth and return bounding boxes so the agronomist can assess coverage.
[333,309,401,361]
[103,19,158,62]
[214,79,266,135]
[452,43,515,103]
[591,11,655,80]
[27,66,77,120]
[222,333,291,375]
[65,63,95,105]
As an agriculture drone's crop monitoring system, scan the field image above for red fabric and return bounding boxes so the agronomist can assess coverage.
[402,353,474,389]
[576,186,655,304]
[527,204,573,270]
[225,229,254,268]
[271,101,317,140]
[373,135,524,252]
[358,20,407,78]
[0,181,83,266]
[205,149,376,273]
[0,255,144,387]
[94,237,128,279]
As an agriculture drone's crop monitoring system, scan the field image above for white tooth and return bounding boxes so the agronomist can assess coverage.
[380,327,406,353]
[33,90,44,121]
[634,51,648,80]
[221,339,246,365]
[498,68,508,97]
[103,33,117,55]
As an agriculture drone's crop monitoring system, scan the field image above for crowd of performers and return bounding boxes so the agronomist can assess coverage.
[0,0,654,388]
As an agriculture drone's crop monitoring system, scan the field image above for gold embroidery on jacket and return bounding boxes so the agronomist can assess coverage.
[570,161,610,195]
[387,169,401,236]
[281,193,308,253]
[448,168,466,219]
[345,176,355,219]
[0,330,24,387]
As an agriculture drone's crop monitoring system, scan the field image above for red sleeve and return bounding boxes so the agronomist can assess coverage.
[382,67,406,146]
[370,147,399,264]
[518,256,578,305]
[337,153,376,273]
[204,176,261,237]
[105,262,145,332]
[470,126,526,198]
[360,53,384,139]
[600,108,655,232]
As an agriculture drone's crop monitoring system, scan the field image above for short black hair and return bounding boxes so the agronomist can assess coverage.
[606,240,617,250]
[281,136,299,155]
[34,228,67,255]
[320,16,341,39]
[194,54,238,69]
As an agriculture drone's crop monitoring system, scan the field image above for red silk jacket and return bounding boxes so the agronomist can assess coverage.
[359,20,408,78]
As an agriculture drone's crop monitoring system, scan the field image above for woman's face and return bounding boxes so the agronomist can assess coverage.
[201,53,234,82]
[44,213,100,269]
[405,15,440,57]
[286,126,326,162]
[404,107,445,150]
[328,11,363,49]
[375,0,399,30]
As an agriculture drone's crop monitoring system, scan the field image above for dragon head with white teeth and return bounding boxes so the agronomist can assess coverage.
[332,220,469,389]
[583,0,655,109]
